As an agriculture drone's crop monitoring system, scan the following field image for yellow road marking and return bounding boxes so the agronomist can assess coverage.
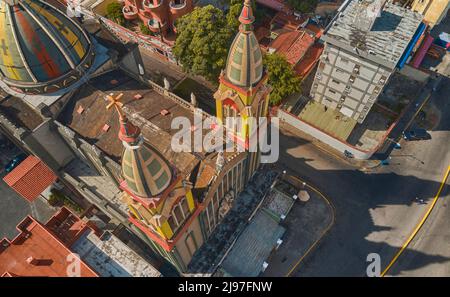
[285,176,336,277]
[381,166,450,276]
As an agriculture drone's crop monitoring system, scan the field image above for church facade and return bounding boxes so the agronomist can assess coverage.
[0,0,271,274]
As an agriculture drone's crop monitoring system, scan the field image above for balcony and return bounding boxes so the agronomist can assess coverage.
[122,5,138,20]
[142,0,162,12]
[169,0,186,10]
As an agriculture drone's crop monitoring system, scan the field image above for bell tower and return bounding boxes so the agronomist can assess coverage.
[214,0,271,179]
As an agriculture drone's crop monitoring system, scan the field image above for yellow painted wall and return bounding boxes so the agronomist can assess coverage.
[173,215,204,267]
[412,0,450,27]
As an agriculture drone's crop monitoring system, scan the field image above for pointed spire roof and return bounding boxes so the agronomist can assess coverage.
[238,0,255,25]
[106,93,173,199]
[224,0,263,88]
[106,93,141,144]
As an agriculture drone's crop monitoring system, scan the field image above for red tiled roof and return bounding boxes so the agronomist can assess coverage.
[3,156,57,202]
[271,11,307,31]
[0,214,98,277]
[294,43,324,78]
[269,30,315,65]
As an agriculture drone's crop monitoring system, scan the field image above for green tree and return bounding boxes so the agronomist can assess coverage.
[286,0,318,13]
[226,0,259,31]
[226,2,242,33]
[106,2,125,26]
[173,5,232,82]
[139,22,152,35]
[264,53,301,105]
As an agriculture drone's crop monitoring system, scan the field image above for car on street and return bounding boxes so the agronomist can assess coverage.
[403,128,432,141]
[4,153,27,173]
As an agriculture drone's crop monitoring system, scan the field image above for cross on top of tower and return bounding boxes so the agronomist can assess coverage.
[106,92,142,144]
[106,93,125,120]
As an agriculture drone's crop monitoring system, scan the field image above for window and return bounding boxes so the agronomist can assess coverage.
[332,79,340,85]
[318,62,325,70]
[168,215,177,231]
[329,89,336,94]
[181,198,190,216]
[174,205,184,223]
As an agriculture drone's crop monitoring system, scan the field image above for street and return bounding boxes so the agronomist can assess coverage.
[278,75,450,276]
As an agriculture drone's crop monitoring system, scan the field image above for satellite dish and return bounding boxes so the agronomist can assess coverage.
[298,190,310,202]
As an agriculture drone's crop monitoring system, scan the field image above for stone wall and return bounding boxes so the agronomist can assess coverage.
[54,121,121,185]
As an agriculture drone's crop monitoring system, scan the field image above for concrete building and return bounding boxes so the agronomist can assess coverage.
[310,0,424,123]
[122,0,193,37]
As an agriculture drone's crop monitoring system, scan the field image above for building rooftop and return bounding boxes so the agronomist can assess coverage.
[294,43,324,78]
[0,207,161,277]
[3,156,57,202]
[0,95,43,131]
[58,69,205,177]
[71,231,161,277]
[269,30,316,65]
[0,214,98,277]
[187,169,278,274]
[323,0,423,68]
[218,209,285,277]
[298,100,357,141]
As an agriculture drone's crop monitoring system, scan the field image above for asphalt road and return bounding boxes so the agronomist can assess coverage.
[278,76,450,276]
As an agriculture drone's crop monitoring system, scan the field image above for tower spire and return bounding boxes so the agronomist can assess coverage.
[238,0,255,28]
[106,93,141,145]
[223,0,263,88]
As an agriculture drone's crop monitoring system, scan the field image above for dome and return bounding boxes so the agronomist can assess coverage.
[122,142,173,198]
[0,0,94,94]
[224,0,263,88]
[108,96,173,198]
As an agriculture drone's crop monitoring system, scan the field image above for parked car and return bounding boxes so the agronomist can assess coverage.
[403,128,432,141]
[4,153,27,173]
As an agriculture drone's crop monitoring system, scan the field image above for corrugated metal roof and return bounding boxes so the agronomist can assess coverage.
[220,209,285,276]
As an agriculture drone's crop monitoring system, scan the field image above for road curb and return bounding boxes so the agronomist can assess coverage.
[285,175,336,277]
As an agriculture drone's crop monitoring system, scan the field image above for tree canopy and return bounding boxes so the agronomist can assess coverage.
[106,3,125,26]
[173,5,232,82]
[264,53,301,105]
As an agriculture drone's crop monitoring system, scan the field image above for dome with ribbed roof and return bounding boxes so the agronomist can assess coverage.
[107,95,173,199]
[0,0,94,94]
[224,0,263,88]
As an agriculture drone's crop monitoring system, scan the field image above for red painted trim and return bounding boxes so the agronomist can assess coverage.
[128,205,203,252]
[219,72,269,96]
[120,175,182,209]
